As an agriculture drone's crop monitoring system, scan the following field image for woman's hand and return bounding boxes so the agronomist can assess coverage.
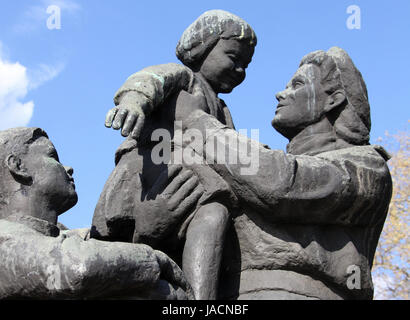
[133,164,204,246]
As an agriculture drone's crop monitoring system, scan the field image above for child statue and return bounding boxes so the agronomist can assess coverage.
[92,10,257,300]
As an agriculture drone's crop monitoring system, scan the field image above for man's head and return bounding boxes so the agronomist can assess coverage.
[0,127,77,222]
[272,47,371,145]
[176,10,257,93]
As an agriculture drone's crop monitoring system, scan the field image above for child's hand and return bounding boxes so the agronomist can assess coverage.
[105,91,150,140]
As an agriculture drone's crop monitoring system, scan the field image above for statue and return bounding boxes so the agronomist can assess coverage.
[177,47,393,299]
[95,43,392,300]
[0,5,391,300]
[92,10,256,300]
[0,127,192,299]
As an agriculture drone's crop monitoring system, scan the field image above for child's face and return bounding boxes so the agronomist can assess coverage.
[199,39,254,94]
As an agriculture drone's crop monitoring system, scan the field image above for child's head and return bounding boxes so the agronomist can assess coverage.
[176,10,257,93]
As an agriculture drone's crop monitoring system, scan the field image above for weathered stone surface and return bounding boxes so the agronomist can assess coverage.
[0,9,391,301]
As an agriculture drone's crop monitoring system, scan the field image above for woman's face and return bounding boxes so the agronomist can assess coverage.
[272,63,329,139]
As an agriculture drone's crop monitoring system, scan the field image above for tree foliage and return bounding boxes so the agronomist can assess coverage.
[372,126,409,300]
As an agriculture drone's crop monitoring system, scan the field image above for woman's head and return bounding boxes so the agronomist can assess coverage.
[176,10,257,70]
[273,47,371,145]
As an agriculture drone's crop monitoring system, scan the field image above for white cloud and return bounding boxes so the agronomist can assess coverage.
[0,44,64,130]
[0,54,33,130]
[28,62,66,90]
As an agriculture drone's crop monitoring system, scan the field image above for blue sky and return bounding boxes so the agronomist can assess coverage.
[0,0,409,229]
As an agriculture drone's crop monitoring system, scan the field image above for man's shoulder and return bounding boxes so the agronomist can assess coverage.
[0,218,38,238]
[0,215,66,238]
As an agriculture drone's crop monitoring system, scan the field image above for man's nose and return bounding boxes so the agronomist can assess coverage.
[235,66,245,79]
[64,166,74,176]
[235,65,244,73]
[276,90,287,101]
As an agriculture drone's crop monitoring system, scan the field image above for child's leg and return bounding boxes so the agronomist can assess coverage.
[182,202,230,300]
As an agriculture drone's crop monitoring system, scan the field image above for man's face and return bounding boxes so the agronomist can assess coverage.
[199,39,254,94]
[23,137,78,215]
[272,64,327,139]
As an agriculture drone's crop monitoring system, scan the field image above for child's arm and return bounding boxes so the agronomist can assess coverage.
[105,63,194,139]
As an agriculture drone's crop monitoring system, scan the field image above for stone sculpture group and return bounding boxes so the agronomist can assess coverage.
[0,10,392,300]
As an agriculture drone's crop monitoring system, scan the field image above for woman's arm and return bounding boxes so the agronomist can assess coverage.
[183,110,392,226]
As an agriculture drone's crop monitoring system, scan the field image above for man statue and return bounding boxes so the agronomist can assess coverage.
[0,127,192,299]
[178,47,392,299]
